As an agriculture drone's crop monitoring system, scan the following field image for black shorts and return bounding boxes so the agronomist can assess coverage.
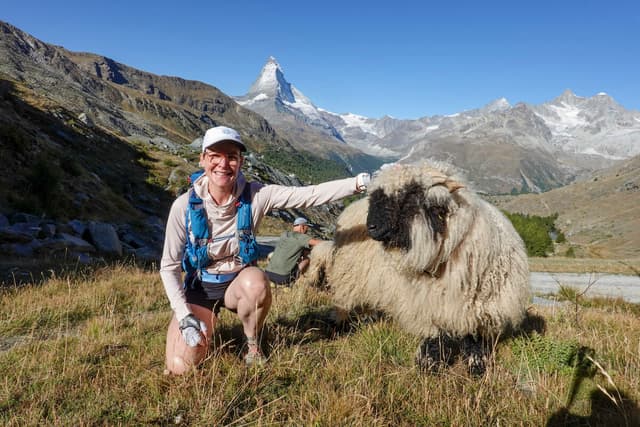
[184,276,233,315]
[266,268,298,286]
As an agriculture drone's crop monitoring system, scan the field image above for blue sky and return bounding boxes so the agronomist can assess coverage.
[3,1,640,119]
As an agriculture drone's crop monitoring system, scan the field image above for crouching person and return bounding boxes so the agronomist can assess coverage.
[160,125,370,374]
[265,217,325,286]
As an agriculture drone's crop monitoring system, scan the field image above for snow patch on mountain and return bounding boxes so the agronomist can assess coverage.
[237,93,269,106]
[282,86,324,122]
[483,97,511,112]
[543,103,590,133]
[339,113,382,137]
[246,56,295,103]
[238,56,343,139]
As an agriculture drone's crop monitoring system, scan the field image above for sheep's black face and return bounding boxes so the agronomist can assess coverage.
[367,181,427,250]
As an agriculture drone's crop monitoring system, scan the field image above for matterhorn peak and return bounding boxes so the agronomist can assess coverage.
[246,56,295,102]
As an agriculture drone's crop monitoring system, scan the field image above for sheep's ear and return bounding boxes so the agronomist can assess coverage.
[445,180,464,193]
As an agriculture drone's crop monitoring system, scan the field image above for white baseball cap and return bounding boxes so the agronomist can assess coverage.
[202,126,246,152]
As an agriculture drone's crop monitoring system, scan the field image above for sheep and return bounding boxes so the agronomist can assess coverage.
[302,162,531,375]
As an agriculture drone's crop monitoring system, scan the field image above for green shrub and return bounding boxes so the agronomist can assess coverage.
[504,212,559,256]
[510,332,594,375]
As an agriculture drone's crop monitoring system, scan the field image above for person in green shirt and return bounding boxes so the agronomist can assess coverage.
[265,217,323,286]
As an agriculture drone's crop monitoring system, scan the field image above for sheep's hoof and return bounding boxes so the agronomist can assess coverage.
[415,336,456,374]
[466,352,487,377]
[415,348,444,373]
[461,336,488,377]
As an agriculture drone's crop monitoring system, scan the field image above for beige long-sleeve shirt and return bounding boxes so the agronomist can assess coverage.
[160,172,360,320]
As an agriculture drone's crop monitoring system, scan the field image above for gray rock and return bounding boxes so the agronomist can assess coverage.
[78,112,94,127]
[55,222,74,235]
[0,242,34,257]
[146,216,165,229]
[85,222,122,256]
[0,239,43,257]
[133,246,161,263]
[119,230,147,249]
[14,243,35,257]
[68,220,87,236]
[0,226,34,243]
[9,222,41,238]
[55,233,96,253]
[39,237,72,253]
[68,252,93,264]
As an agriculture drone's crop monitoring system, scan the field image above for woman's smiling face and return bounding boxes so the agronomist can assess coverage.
[200,141,243,192]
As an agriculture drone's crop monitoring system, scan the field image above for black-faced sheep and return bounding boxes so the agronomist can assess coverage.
[302,162,531,375]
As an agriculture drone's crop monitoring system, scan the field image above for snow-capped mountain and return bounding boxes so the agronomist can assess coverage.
[235,57,384,174]
[236,57,343,141]
[531,90,640,160]
[238,57,639,193]
[332,90,639,160]
[324,90,639,192]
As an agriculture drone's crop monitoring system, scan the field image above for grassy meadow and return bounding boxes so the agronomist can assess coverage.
[1,263,639,425]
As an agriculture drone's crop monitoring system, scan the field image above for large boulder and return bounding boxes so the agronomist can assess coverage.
[84,221,122,256]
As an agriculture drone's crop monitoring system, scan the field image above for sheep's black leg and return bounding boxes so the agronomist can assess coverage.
[460,335,489,377]
[415,333,458,373]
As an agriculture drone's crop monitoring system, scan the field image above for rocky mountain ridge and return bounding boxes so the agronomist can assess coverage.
[236,56,384,174]
[238,56,640,194]
[0,20,360,184]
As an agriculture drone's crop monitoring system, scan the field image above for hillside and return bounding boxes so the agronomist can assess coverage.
[491,155,640,259]
[0,21,352,185]
[0,21,362,284]
[0,78,172,222]
[0,21,363,225]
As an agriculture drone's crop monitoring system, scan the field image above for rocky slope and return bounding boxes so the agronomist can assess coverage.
[0,21,356,185]
[490,155,640,259]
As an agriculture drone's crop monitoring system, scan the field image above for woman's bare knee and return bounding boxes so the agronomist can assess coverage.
[164,305,212,375]
[166,355,192,375]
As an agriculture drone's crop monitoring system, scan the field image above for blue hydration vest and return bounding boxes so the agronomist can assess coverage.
[182,170,259,286]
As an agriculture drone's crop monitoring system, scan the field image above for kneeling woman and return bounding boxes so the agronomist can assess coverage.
[160,126,369,374]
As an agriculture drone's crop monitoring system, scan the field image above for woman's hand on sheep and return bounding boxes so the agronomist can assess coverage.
[356,173,371,192]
